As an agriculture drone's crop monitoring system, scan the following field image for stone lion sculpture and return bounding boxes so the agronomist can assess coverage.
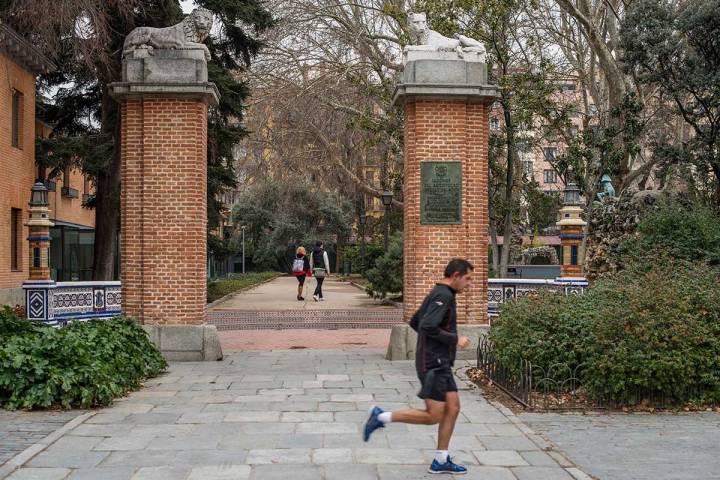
[406,12,486,62]
[123,7,213,61]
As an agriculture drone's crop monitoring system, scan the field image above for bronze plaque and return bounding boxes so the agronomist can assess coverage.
[420,161,462,224]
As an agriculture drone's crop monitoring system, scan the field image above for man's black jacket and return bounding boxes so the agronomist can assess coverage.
[409,283,458,374]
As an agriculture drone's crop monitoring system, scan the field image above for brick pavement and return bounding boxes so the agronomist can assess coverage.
[3,350,590,480]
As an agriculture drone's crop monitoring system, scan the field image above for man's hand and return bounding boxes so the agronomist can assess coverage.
[457,336,471,349]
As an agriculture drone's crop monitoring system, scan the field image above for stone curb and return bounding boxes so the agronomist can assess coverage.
[455,364,598,480]
[207,274,282,309]
[0,411,96,479]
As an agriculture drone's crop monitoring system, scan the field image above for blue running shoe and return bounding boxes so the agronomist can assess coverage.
[428,456,468,475]
[363,406,385,442]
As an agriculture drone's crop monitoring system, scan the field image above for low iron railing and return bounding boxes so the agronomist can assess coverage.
[476,335,598,410]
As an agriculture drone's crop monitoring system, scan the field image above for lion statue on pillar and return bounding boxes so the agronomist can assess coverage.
[123,7,213,61]
[405,12,486,62]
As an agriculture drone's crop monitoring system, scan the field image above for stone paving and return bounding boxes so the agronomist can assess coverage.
[0,411,85,465]
[521,411,720,480]
[4,349,589,480]
[210,276,393,311]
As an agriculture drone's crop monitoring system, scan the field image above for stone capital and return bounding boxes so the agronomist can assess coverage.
[392,59,499,106]
[108,81,220,106]
[110,47,220,105]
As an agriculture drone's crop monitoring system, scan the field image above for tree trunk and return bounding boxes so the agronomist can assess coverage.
[92,92,121,281]
[489,200,499,277]
[498,100,516,277]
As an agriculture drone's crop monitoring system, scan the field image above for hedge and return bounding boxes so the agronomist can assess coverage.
[490,255,720,405]
[0,310,167,410]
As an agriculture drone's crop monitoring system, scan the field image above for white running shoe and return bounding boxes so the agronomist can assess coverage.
[313,295,319,302]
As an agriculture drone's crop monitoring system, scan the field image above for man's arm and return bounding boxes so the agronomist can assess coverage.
[419,293,457,346]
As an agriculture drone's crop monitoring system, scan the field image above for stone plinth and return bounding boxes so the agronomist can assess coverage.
[393,58,498,327]
[110,47,221,360]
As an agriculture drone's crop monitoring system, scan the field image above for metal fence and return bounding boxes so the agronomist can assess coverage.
[476,335,600,410]
[476,335,716,410]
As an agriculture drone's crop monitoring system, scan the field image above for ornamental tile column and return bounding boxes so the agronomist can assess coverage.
[557,181,587,278]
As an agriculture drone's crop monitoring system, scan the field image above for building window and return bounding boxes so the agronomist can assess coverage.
[522,160,533,177]
[543,147,556,162]
[544,169,558,184]
[490,117,500,130]
[33,247,41,268]
[11,90,24,149]
[11,208,22,271]
[571,245,578,265]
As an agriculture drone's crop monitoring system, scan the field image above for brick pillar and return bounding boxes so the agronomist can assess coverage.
[394,57,498,326]
[110,47,222,361]
[119,98,209,324]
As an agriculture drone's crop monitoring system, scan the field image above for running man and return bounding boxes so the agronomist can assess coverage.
[363,258,473,475]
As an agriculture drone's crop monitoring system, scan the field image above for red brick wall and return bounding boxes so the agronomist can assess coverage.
[0,53,36,290]
[403,99,490,324]
[120,97,208,325]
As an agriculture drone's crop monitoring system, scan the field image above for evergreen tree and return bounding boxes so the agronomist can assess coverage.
[0,0,273,279]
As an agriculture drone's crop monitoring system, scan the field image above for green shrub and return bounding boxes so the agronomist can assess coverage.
[0,306,41,339]
[490,292,596,382]
[490,254,720,405]
[583,257,720,405]
[207,271,281,303]
[618,197,720,266]
[342,240,385,275]
[365,233,403,298]
[0,314,167,410]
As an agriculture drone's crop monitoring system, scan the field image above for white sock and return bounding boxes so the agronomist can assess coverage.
[377,412,392,424]
[435,450,449,463]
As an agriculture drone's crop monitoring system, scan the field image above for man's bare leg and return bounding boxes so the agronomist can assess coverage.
[387,399,445,425]
[437,391,460,450]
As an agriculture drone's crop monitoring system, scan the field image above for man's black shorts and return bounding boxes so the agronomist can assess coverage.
[417,368,457,402]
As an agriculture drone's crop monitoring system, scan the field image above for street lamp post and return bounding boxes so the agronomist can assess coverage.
[358,210,367,275]
[241,225,246,274]
[380,190,393,252]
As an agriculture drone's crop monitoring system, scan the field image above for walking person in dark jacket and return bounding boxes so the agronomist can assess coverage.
[363,259,473,475]
[310,241,331,301]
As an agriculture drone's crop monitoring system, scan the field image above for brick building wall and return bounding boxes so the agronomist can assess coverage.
[403,99,489,325]
[48,167,95,228]
[0,52,36,294]
[120,97,208,325]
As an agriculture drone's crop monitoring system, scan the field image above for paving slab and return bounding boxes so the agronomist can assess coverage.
[3,350,591,480]
[521,411,720,480]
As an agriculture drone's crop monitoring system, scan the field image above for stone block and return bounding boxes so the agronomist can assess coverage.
[311,448,353,464]
[511,466,574,480]
[6,468,72,480]
[160,325,203,351]
[142,325,223,362]
[474,450,529,467]
[187,465,251,480]
[322,464,379,480]
[245,449,311,465]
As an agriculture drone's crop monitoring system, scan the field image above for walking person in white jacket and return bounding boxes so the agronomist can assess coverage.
[310,241,331,301]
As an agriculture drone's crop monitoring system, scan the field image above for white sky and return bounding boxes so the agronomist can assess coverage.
[180,1,196,13]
